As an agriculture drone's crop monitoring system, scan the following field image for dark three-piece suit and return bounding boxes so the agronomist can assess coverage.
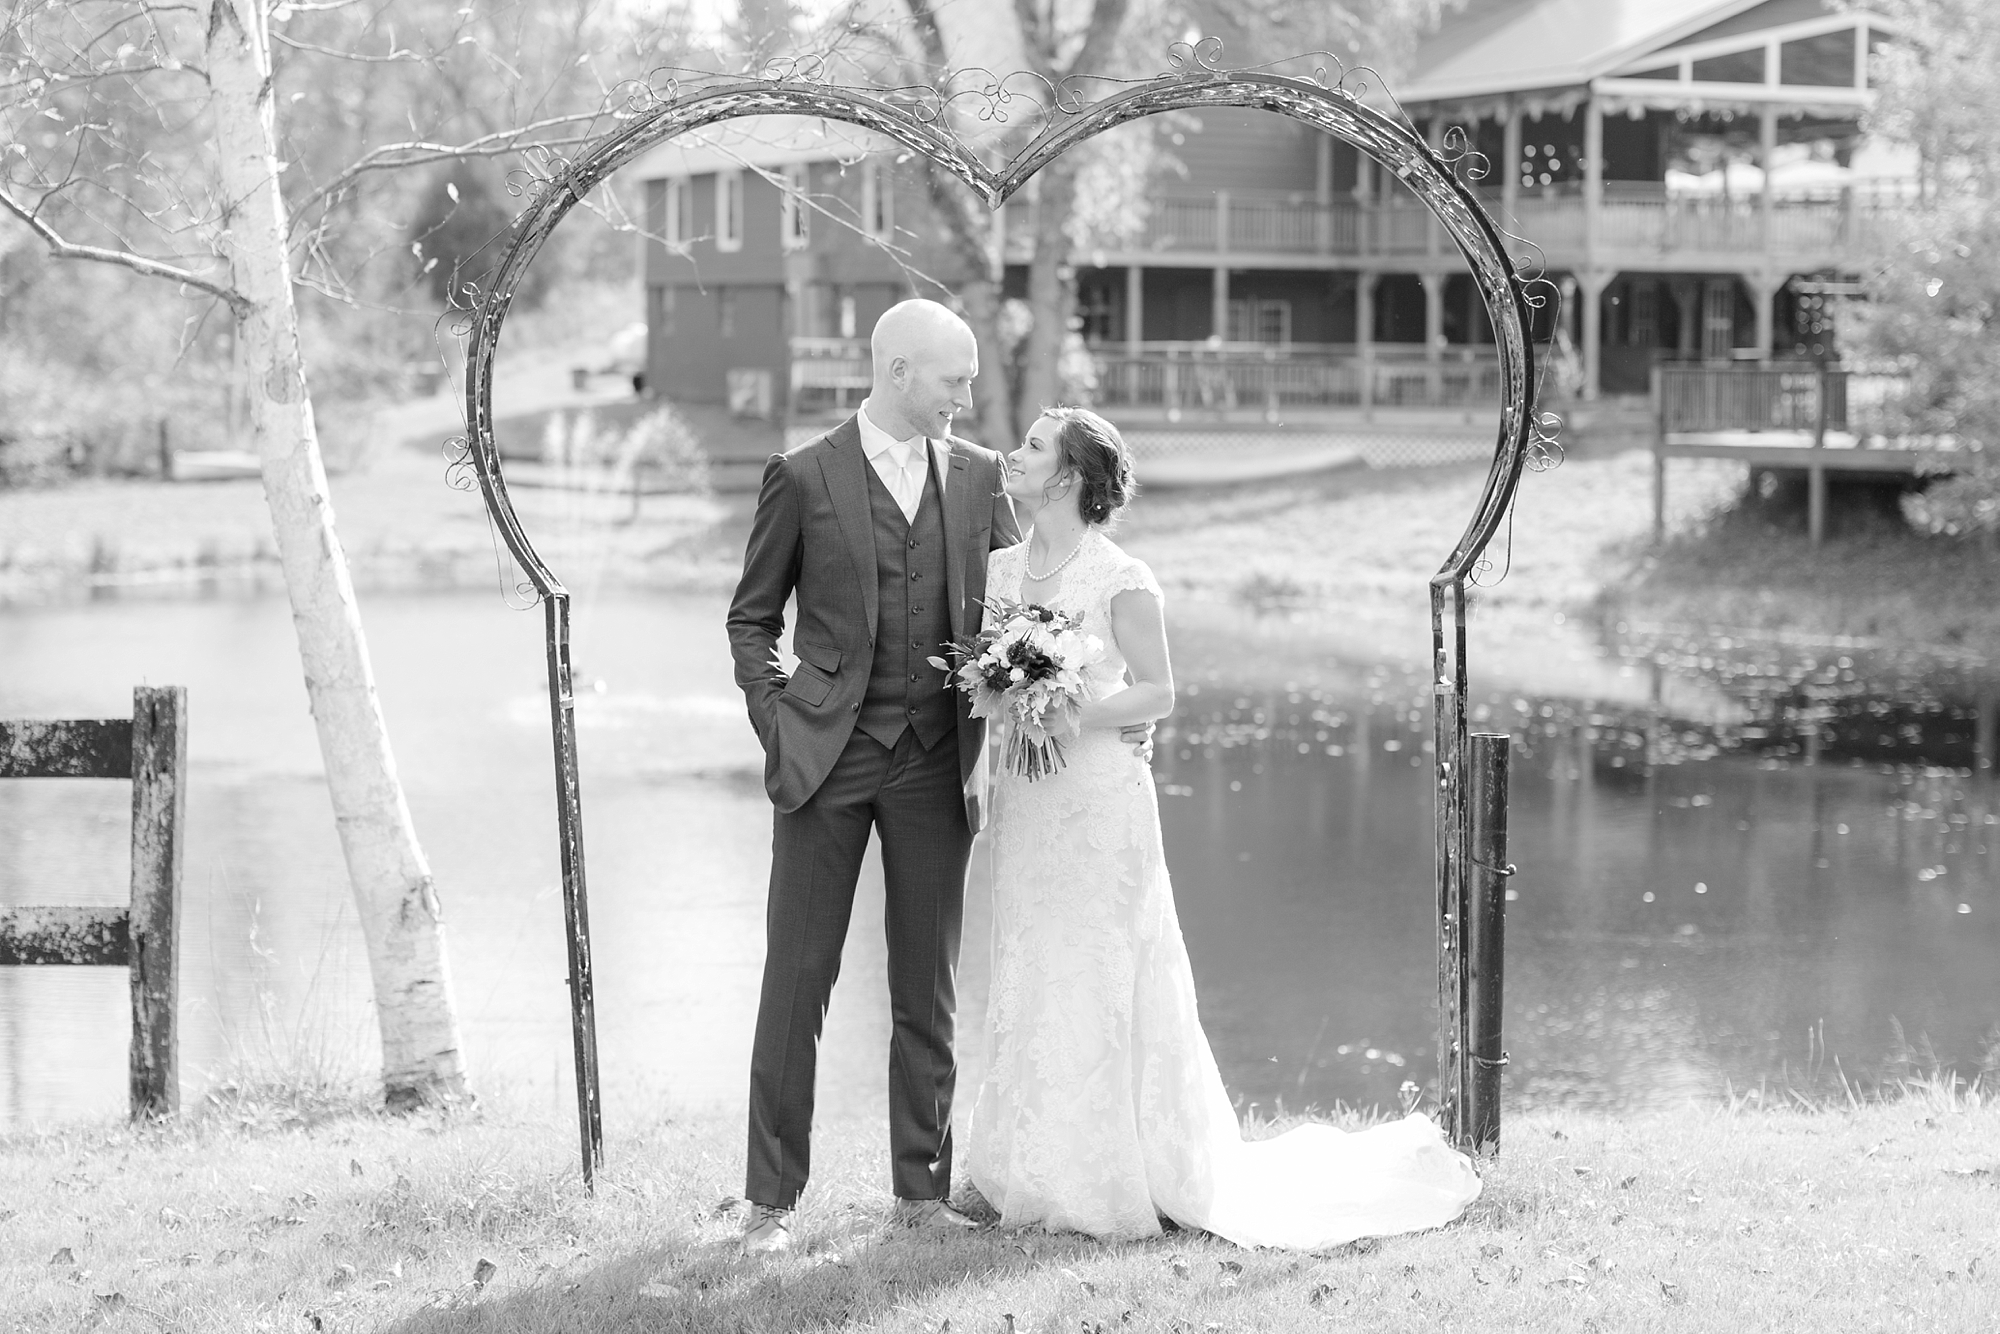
[726,413,1021,1208]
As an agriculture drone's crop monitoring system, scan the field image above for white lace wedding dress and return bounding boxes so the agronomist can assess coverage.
[961,530,1482,1249]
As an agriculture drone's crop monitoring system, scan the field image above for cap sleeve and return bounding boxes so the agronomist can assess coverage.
[1107,551,1163,605]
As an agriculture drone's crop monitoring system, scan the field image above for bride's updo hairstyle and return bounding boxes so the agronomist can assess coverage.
[1041,406,1137,527]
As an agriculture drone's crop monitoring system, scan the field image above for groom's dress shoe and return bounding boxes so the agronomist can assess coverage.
[892,1198,979,1230]
[741,1202,794,1255]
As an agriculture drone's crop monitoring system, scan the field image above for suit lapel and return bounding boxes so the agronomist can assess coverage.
[817,417,878,634]
[943,442,972,642]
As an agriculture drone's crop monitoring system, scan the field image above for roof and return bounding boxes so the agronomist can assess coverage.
[1400,0,1795,103]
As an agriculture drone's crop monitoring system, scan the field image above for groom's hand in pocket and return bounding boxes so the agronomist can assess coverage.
[1120,721,1155,762]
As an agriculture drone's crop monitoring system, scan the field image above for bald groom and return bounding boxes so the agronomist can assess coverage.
[726,300,1022,1254]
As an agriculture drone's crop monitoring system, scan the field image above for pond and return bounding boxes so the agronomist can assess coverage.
[1,589,1995,1133]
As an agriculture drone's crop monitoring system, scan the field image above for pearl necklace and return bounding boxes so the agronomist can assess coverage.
[1025,530,1089,582]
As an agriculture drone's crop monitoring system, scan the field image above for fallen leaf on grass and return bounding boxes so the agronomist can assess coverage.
[350,1160,364,1178]
[471,1258,497,1289]
[637,1282,682,1300]
[1618,1175,1638,1190]
[1660,1279,1686,1303]
[1307,1282,1336,1306]
[1058,1267,1099,1296]
[159,1207,187,1229]
[213,1249,236,1265]
[1478,1243,1504,1260]
[49,1247,75,1266]
[93,1292,124,1310]
[328,1263,357,1290]
[1168,1254,1190,1279]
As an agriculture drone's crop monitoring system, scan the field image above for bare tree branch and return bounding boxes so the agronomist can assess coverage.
[271,30,422,63]
[289,111,608,231]
[0,186,249,315]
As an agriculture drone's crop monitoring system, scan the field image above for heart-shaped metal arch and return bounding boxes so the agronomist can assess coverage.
[454,56,1555,1184]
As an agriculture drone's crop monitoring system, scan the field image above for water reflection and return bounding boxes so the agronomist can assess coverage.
[1152,643,2000,1114]
[0,593,1995,1133]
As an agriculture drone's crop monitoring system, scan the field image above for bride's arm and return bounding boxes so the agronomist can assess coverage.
[1076,587,1174,730]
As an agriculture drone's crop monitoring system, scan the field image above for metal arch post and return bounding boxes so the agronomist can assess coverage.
[456,52,1554,1182]
[543,590,602,1184]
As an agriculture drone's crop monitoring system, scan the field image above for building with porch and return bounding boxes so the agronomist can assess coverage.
[630,0,1906,453]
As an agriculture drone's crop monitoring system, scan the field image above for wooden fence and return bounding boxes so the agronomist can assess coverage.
[0,686,186,1117]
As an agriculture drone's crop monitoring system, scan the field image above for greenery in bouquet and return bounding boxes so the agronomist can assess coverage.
[929,599,1104,780]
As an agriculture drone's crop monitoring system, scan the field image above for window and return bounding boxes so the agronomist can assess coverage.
[650,284,676,338]
[663,178,694,246]
[1226,298,1291,345]
[862,160,893,241]
[838,294,857,340]
[716,169,743,253]
[1780,29,1857,87]
[781,164,810,250]
[1690,48,1766,85]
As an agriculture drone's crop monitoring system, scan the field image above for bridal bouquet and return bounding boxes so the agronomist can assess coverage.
[930,599,1103,781]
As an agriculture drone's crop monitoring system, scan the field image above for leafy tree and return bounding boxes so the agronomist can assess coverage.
[1850,0,2000,539]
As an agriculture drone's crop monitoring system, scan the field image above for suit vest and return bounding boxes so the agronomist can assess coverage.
[856,448,955,751]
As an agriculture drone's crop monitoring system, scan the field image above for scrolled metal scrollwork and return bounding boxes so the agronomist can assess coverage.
[448,40,1559,1171]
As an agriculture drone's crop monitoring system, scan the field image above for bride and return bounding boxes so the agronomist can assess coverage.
[959,407,1482,1249]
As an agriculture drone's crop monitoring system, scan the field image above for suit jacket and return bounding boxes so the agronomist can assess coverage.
[727,415,1023,815]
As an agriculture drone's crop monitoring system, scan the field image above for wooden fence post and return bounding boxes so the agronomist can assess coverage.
[128,686,186,1118]
[0,687,185,1120]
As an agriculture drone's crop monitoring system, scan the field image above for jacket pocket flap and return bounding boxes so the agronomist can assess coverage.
[783,670,834,707]
[795,639,843,673]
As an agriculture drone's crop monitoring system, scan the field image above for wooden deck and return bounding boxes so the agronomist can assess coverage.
[1652,367,1952,545]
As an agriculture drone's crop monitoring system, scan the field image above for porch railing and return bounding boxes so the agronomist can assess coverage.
[1087,342,1501,413]
[1003,183,1908,263]
[1656,363,1907,438]
[785,339,1504,418]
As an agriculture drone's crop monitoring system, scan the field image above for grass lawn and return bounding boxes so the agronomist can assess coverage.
[3,1083,1995,1334]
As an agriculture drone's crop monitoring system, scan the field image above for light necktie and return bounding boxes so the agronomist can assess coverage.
[889,441,923,522]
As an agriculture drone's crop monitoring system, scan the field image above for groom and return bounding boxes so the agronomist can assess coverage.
[726,299,1021,1254]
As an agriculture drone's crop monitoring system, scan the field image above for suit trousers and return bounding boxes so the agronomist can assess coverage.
[746,723,973,1208]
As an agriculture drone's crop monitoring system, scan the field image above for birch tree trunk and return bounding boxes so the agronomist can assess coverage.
[205,0,470,1108]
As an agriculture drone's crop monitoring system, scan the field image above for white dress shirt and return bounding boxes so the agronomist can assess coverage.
[858,399,947,523]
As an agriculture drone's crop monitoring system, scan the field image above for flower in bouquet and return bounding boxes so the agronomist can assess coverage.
[929,599,1102,780]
